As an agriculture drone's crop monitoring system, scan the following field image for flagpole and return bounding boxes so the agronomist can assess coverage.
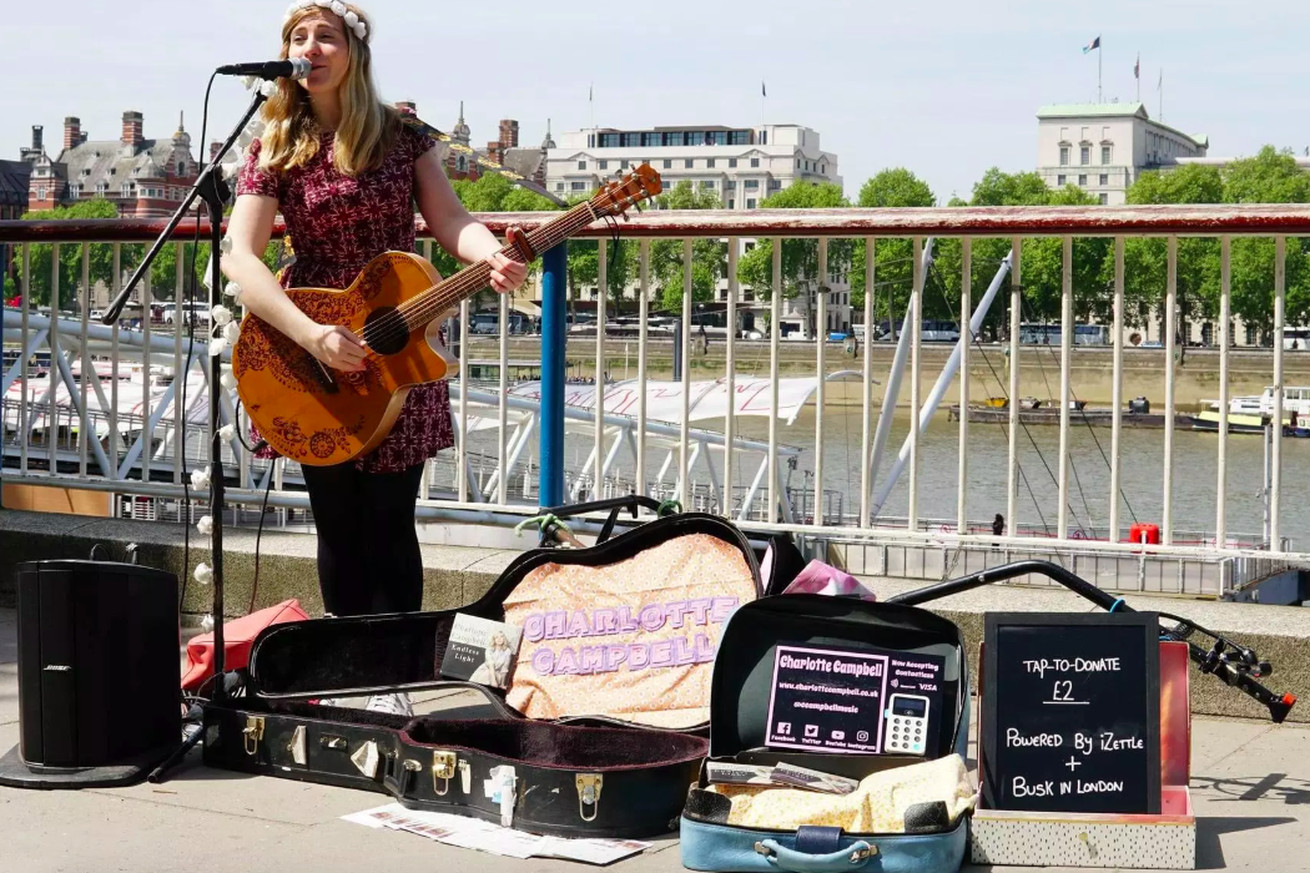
[1098,42,1103,103]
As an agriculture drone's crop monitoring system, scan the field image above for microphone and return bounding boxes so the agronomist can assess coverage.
[215,58,312,80]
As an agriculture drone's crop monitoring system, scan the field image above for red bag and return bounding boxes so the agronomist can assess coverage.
[182,599,309,692]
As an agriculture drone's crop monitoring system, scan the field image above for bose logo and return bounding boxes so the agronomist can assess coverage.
[43,665,73,672]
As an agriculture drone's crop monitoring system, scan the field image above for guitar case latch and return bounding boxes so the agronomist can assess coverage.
[242,716,265,757]
[576,773,603,822]
[432,751,457,796]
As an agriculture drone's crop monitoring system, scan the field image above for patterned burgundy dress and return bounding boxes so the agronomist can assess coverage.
[237,124,454,473]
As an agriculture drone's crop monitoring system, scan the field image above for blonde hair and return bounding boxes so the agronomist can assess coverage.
[258,3,396,177]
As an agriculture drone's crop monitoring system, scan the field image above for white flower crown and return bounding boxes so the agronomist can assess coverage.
[284,0,369,41]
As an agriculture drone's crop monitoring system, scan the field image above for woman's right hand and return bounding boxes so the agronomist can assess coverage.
[304,323,368,372]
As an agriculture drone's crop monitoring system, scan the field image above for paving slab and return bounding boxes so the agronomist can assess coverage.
[2,607,1309,873]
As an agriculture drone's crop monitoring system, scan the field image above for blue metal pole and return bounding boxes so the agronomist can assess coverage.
[539,243,567,507]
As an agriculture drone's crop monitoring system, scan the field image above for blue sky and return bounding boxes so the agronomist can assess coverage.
[5,0,1306,204]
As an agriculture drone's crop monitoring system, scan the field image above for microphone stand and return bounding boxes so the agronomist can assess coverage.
[103,88,269,717]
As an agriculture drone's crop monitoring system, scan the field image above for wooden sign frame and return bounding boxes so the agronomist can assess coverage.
[981,611,1162,814]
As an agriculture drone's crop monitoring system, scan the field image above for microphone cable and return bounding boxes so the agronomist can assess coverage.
[178,70,219,617]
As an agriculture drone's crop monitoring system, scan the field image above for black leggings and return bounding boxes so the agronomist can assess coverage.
[300,461,426,617]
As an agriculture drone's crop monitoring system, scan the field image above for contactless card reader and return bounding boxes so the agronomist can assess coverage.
[883,693,930,755]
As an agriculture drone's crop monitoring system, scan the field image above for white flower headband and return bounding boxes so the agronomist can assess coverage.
[284,0,369,41]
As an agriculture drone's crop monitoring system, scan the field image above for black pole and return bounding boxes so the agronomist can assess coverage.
[101,89,269,701]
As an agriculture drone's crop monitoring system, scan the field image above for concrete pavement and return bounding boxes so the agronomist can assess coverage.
[2,606,1309,873]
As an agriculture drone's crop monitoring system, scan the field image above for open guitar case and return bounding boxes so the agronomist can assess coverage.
[203,496,808,838]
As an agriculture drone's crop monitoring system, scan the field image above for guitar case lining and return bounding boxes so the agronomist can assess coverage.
[205,511,774,838]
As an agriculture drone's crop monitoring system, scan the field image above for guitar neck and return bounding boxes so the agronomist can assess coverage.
[404,202,601,329]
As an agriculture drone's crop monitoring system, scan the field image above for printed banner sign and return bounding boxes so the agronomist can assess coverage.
[765,642,945,755]
[501,532,758,729]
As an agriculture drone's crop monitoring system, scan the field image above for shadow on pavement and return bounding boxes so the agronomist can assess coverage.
[1195,815,1297,870]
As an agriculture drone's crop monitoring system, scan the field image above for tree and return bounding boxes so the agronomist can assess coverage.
[969,168,1052,207]
[1223,148,1310,332]
[1015,184,1108,323]
[442,171,562,309]
[737,182,851,336]
[930,170,1105,339]
[1117,151,1310,343]
[1123,164,1224,341]
[851,169,935,325]
[19,199,119,308]
[648,181,725,313]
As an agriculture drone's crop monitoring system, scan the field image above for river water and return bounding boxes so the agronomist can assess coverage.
[722,408,1309,544]
[462,386,1309,545]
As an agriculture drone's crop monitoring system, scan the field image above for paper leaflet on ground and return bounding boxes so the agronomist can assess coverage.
[340,803,651,864]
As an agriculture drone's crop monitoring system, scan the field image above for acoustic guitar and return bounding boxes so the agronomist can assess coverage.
[233,164,662,466]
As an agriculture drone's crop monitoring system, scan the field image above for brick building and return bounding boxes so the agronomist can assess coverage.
[25,111,200,219]
[394,100,550,188]
[2,131,37,293]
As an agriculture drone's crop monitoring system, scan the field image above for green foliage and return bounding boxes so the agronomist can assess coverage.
[649,182,726,313]
[929,170,1106,337]
[1120,150,1310,335]
[1011,184,1109,323]
[15,199,216,309]
[969,168,1052,206]
[19,199,118,308]
[737,183,852,328]
[438,171,562,308]
[850,169,936,316]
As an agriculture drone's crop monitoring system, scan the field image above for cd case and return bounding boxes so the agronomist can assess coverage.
[439,614,523,689]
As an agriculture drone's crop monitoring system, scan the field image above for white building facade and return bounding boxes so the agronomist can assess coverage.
[1035,103,1208,205]
[544,123,840,209]
[543,123,851,338]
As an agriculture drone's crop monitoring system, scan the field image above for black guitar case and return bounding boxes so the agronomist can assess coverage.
[204,499,797,838]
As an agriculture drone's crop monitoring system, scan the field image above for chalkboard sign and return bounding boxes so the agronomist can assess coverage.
[981,612,1161,814]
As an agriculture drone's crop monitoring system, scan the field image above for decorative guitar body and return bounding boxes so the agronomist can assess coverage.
[233,251,454,467]
[232,164,662,467]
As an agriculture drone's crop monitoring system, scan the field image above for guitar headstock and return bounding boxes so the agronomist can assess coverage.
[592,164,663,219]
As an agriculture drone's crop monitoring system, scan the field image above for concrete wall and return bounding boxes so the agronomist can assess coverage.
[2,507,1304,724]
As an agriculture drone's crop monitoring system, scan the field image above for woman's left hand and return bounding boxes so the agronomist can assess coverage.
[486,249,528,294]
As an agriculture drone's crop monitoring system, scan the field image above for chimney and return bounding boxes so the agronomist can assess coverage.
[499,119,519,150]
[486,141,503,166]
[31,125,43,153]
[121,111,144,151]
[210,142,223,162]
[63,117,81,151]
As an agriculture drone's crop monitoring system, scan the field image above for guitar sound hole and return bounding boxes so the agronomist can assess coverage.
[362,306,409,355]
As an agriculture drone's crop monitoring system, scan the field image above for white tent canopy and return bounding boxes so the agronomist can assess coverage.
[505,371,866,426]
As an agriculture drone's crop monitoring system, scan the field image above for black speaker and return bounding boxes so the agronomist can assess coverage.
[0,559,181,789]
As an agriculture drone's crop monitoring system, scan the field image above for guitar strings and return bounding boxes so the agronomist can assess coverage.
[358,184,642,351]
[358,205,596,350]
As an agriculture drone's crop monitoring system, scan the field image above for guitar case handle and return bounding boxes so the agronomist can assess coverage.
[534,495,676,546]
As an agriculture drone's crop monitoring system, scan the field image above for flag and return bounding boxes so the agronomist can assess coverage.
[1134,53,1140,80]
[761,81,767,98]
[1082,35,1101,53]
[588,83,593,102]
[1157,69,1163,89]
